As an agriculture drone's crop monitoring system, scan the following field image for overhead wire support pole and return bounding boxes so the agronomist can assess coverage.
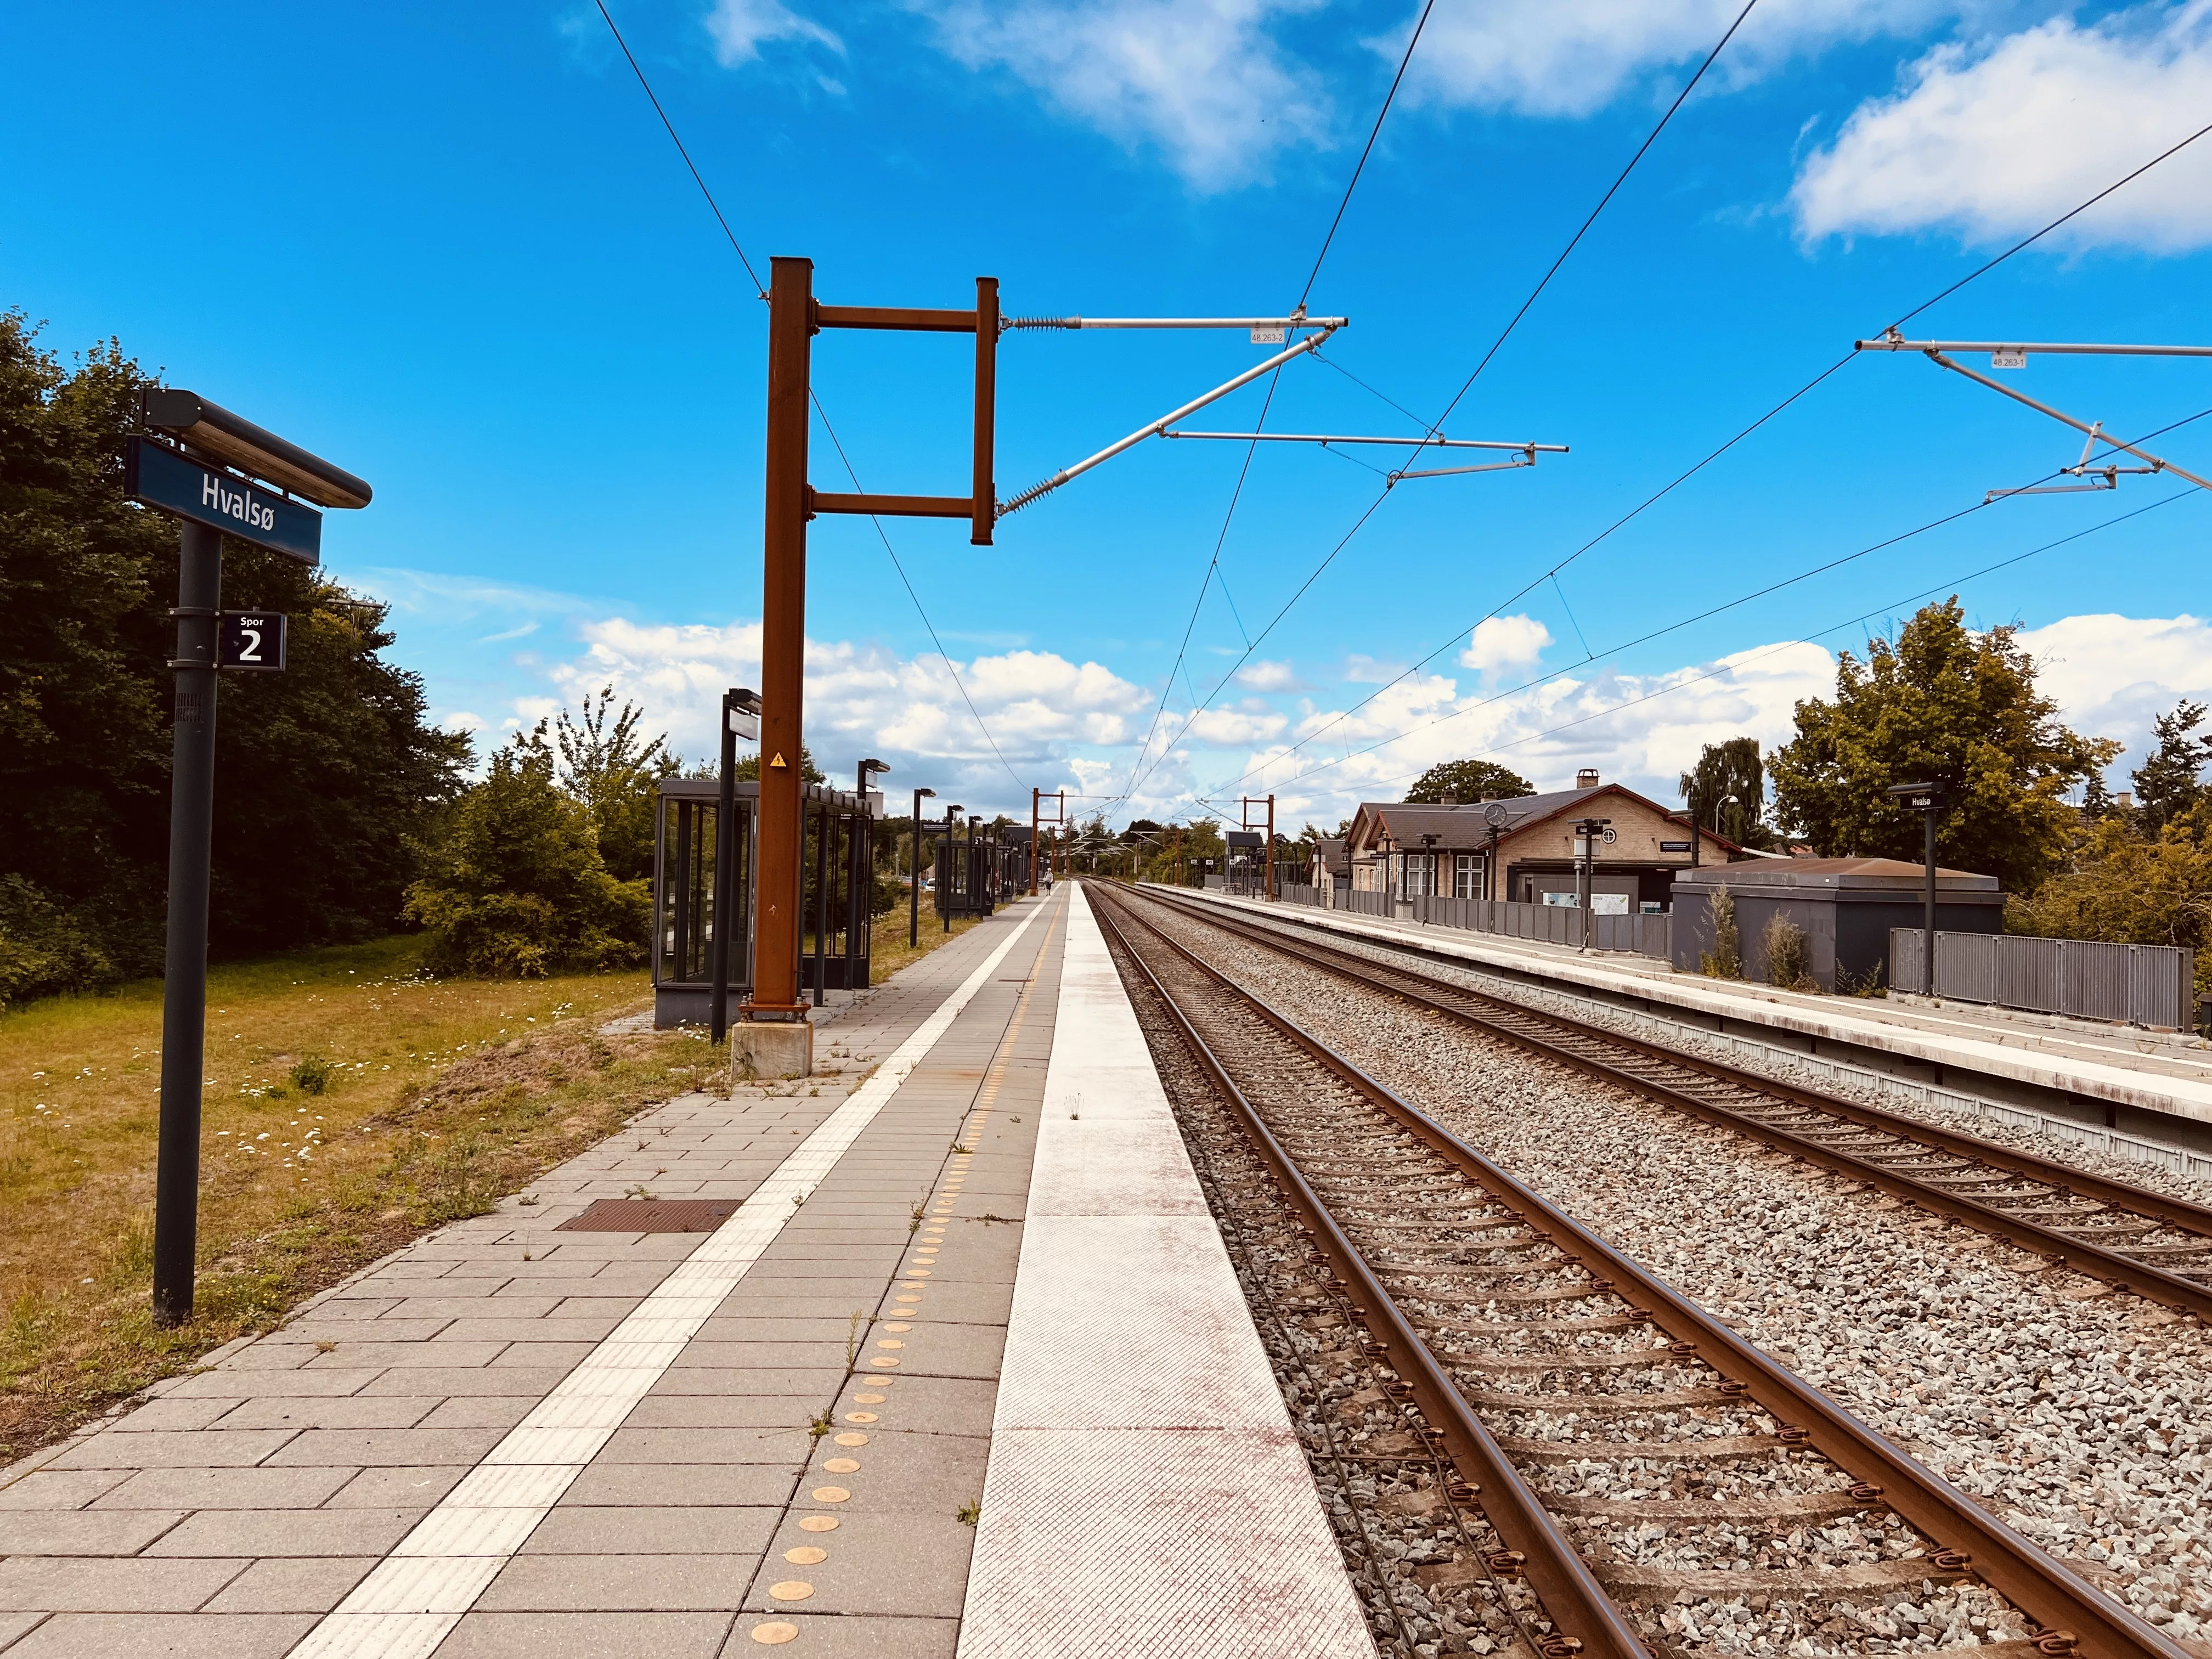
[1161,432,1567,452]
[1861,337,2212,494]
[997,324,1343,517]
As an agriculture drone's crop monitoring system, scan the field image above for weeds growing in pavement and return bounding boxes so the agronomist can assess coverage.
[956,1500,981,1526]
[1700,884,1742,979]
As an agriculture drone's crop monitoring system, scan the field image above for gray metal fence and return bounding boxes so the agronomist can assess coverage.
[1890,929,2195,1029]
[1277,881,1324,907]
[1410,894,1672,960]
[1339,888,1394,919]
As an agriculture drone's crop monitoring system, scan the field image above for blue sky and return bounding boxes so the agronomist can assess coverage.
[6,0,2210,830]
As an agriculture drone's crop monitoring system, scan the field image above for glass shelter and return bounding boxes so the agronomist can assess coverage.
[652,777,880,1028]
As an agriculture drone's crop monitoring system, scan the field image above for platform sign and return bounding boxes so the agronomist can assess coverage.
[1660,839,1692,853]
[726,705,760,741]
[1225,830,1263,848]
[126,437,322,564]
[219,612,287,672]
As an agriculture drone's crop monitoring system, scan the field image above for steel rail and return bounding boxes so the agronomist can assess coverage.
[1094,884,2191,1659]
[1133,887,2212,1322]
[1091,891,1650,1659]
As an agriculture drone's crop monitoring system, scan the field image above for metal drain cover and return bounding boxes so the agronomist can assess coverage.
[555,1198,742,1233]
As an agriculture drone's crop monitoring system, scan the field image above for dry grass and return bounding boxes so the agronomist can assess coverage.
[0,906,995,1460]
[0,938,692,1459]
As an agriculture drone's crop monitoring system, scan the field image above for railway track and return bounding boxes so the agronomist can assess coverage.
[1126,883,2212,1323]
[1090,882,2192,1659]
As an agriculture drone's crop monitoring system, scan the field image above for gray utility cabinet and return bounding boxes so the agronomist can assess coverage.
[1670,857,2004,992]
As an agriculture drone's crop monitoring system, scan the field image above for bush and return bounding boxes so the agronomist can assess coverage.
[1763,911,1815,991]
[289,1057,334,1096]
[1699,884,1741,979]
[0,874,115,1008]
[404,738,648,979]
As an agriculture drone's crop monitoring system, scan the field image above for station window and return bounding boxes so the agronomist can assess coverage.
[1452,854,1483,898]
[1398,853,1435,898]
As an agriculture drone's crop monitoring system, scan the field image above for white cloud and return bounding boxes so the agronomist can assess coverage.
[1397,0,1952,119]
[1459,614,1552,680]
[915,0,1329,188]
[542,617,1147,815]
[707,0,842,63]
[1235,658,1303,692]
[1238,640,1840,827]
[1793,3,2212,251]
[2013,611,2212,775]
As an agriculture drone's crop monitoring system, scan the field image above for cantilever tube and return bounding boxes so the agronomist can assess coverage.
[997,326,1340,517]
[1923,349,2212,492]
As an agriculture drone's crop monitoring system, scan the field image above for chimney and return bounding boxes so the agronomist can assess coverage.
[1438,795,1458,806]
[1576,768,1600,789]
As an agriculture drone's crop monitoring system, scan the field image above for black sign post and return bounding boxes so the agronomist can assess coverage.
[130,391,370,1327]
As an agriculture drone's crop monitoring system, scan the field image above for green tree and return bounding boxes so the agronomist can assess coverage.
[0,312,471,1003]
[1678,737,1774,850]
[2130,699,2211,836]
[1766,599,2115,892]
[555,686,673,883]
[2007,810,2212,994]
[1404,759,1536,804]
[404,735,648,978]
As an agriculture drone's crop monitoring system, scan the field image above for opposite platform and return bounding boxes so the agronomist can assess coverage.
[957,884,1371,1657]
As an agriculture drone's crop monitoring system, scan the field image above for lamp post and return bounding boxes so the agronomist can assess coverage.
[909,787,935,948]
[711,688,762,1045]
[939,805,962,933]
[1885,782,1950,995]
[1377,830,1396,910]
[1483,802,1509,904]
[1418,831,1440,911]
[851,759,889,991]
[1571,815,1612,952]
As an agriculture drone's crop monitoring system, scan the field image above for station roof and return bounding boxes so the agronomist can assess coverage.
[1348,783,1742,856]
[1673,856,2000,893]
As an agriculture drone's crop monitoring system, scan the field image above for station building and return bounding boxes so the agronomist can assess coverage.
[1340,771,1745,913]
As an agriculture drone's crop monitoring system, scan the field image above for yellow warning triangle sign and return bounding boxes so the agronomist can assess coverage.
[769,752,788,770]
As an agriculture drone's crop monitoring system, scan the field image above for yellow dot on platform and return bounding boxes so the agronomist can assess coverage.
[785,1546,828,1565]
[823,1457,860,1474]
[751,1622,799,1645]
[798,1515,839,1533]
[835,1432,869,1445]
[868,1357,900,1369]
[769,1581,814,1601]
[885,1323,913,1333]
[853,1396,884,1406]
[845,1411,878,1423]
[906,1270,932,1278]
[876,1339,905,1349]
[811,1486,850,1503]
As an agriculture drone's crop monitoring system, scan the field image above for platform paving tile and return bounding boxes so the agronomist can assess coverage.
[142,1506,419,1558]
[0,1555,248,1611]
[200,1556,375,1614]
[87,1466,353,1511]
[0,1511,182,1556]
[562,1463,797,1509]
[597,1427,809,1465]
[104,1398,236,1434]
[208,1396,437,1432]
[520,1504,780,1556]
[0,1611,318,1657]
[259,1425,504,1467]
[477,1551,757,1612]
[721,1613,958,1658]
[438,1610,734,1659]
[44,1430,295,1472]
[620,1395,820,1430]
[321,1465,469,1509]
[0,1474,127,1514]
